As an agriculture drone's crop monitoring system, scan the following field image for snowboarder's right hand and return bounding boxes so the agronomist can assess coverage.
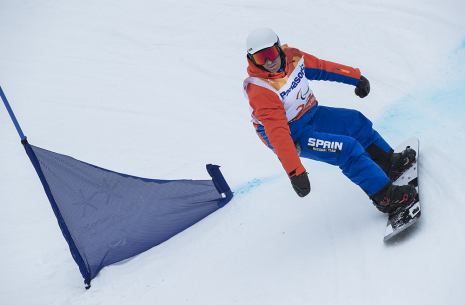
[290,171,311,198]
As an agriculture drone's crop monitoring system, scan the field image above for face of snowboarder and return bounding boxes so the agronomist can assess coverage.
[263,55,282,73]
[249,44,282,73]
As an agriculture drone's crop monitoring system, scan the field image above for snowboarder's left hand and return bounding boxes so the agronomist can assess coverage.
[355,75,370,98]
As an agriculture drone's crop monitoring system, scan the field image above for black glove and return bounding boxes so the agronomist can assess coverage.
[290,172,311,198]
[355,75,370,98]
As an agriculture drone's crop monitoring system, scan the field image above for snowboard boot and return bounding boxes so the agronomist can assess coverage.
[366,144,416,181]
[370,182,417,214]
[386,147,416,181]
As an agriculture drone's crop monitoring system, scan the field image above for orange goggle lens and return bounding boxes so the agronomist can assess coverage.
[251,46,279,65]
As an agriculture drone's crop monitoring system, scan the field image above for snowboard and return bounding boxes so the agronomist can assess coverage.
[383,137,421,242]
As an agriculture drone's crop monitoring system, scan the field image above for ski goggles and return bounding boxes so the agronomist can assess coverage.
[250,45,280,65]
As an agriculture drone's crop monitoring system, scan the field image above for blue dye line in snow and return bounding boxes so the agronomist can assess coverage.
[233,178,262,195]
[233,174,284,196]
[457,39,465,52]
[377,38,465,142]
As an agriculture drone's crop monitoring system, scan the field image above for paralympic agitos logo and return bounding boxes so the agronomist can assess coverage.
[280,64,306,99]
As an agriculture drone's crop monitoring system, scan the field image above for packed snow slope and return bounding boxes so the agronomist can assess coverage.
[1,0,465,304]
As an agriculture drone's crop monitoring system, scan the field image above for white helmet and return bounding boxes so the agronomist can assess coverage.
[246,28,280,55]
[246,28,284,70]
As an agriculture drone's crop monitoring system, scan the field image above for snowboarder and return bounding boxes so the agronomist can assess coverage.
[243,28,417,214]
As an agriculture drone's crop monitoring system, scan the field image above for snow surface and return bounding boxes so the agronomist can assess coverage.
[1,0,465,304]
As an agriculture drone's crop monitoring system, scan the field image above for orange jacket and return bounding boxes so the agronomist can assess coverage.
[244,45,361,177]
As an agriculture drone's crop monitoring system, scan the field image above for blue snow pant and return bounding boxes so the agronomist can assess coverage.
[258,103,391,196]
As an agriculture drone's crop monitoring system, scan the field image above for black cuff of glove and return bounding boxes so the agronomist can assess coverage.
[290,172,311,198]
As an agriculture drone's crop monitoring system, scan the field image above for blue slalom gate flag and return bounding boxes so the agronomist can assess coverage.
[1,87,233,288]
